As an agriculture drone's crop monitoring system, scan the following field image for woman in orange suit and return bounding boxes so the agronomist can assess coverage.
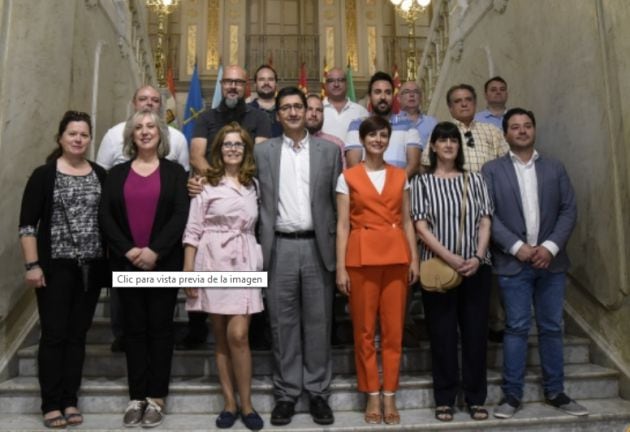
[336,115,419,425]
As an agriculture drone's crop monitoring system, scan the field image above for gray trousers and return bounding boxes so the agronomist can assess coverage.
[267,236,333,402]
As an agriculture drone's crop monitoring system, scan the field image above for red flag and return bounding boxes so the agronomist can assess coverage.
[165,66,178,126]
[166,66,177,100]
[268,52,273,67]
[391,64,402,114]
[298,62,308,94]
[320,58,328,98]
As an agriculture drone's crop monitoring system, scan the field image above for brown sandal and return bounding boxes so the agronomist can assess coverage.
[383,394,400,425]
[364,394,382,424]
[469,405,488,420]
[435,405,454,422]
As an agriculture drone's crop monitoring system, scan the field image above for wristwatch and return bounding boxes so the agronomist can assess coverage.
[24,261,40,271]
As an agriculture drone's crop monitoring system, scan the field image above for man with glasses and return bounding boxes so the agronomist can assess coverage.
[254,86,341,427]
[422,83,507,173]
[190,65,271,174]
[321,67,368,141]
[395,81,438,148]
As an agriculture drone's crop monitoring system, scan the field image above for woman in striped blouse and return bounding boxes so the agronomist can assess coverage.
[410,121,493,422]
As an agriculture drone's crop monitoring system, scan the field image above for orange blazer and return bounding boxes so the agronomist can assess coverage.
[345,164,411,267]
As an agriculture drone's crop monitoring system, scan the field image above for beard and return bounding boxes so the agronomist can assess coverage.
[305,119,323,135]
[256,87,276,100]
[372,100,392,116]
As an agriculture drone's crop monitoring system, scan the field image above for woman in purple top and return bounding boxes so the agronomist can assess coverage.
[183,122,264,430]
[99,110,189,428]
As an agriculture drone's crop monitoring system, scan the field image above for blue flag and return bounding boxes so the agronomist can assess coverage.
[211,64,224,108]
[182,62,203,145]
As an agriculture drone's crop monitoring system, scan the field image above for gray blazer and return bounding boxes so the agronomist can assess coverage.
[254,135,342,272]
[481,153,577,275]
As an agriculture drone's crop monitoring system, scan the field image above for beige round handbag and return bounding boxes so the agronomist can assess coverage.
[419,173,468,293]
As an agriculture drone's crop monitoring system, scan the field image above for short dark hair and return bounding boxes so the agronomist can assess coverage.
[502,107,536,133]
[276,86,307,108]
[428,121,465,173]
[368,71,394,94]
[484,76,507,92]
[446,84,477,107]
[254,64,278,82]
[359,116,392,141]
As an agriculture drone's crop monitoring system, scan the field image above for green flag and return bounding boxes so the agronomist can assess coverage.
[346,63,356,102]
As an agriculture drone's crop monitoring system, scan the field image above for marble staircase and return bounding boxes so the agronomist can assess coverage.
[0,291,629,431]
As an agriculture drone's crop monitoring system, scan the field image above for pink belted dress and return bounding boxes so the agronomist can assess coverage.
[183,179,264,315]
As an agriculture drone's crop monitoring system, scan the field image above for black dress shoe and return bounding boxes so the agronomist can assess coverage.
[310,396,334,425]
[270,401,295,426]
[110,337,124,353]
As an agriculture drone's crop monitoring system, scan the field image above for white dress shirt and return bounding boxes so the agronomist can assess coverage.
[509,150,559,257]
[275,132,313,232]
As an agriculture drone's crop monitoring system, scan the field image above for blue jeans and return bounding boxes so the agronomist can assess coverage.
[499,265,565,400]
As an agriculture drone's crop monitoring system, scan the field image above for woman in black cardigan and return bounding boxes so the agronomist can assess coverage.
[99,109,188,428]
[19,110,108,428]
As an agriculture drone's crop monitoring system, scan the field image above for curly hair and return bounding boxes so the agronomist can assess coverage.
[205,122,256,187]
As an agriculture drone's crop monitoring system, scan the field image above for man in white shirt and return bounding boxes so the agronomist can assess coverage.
[482,108,585,419]
[321,67,368,141]
[96,85,189,171]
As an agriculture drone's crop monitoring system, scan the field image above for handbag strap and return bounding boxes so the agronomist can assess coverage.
[455,173,469,256]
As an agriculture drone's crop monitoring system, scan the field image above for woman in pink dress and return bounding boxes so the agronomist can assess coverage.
[183,122,264,431]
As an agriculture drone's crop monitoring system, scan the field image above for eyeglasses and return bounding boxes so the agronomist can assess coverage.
[464,131,475,148]
[278,103,305,112]
[325,78,346,84]
[400,89,421,96]
[221,79,247,87]
[222,141,245,150]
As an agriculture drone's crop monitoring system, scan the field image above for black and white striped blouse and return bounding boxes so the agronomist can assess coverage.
[410,172,493,262]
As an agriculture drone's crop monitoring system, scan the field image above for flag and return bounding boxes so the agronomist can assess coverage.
[267,52,273,67]
[298,62,308,94]
[182,61,204,145]
[320,58,328,99]
[391,64,402,114]
[346,61,356,102]
[165,66,179,128]
[211,63,224,108]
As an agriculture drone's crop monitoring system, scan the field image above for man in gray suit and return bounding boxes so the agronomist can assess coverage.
[482,108,587,419]
[254,86,341,426]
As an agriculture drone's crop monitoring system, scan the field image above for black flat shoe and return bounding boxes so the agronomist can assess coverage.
[215,410,238,428]
[241,411,264,431]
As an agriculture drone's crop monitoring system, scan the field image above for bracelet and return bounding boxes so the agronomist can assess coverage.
[472,255,483,264]
[24,261,40,271]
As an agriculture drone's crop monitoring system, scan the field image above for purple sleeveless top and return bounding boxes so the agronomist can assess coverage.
[124,167,160,248]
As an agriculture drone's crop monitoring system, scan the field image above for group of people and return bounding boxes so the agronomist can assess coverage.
[18,63,587,430]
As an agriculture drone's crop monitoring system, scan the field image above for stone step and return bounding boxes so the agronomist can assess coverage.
[0,364,618,414]
[1,398,629,431]
[16,335,591,378]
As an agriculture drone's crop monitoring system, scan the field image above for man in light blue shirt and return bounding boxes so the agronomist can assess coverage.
[394,81,438,149]
[474,76,508,130]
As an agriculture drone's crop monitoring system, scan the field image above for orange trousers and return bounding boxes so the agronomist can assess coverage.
[347,264,408,393]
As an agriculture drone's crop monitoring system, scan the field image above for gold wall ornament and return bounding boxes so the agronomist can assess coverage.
[368,26,377,75]
[187,24,197,75]
[229,25,239,66]
[325,26,335,70]
[206,0,220,70]
[146,0,181,86]
[345,0,358,70]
